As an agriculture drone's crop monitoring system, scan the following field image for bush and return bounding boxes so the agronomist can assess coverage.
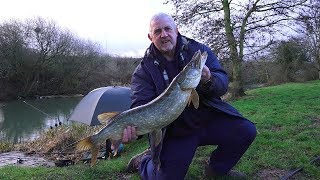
[0,141,14,153]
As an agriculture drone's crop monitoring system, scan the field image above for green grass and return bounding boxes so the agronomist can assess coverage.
[1,80,319,179]
[230,80,320,179]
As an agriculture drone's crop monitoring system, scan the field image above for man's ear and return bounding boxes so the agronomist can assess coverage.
[148,34,152,41]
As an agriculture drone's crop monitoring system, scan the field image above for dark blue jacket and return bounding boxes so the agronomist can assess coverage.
[130,34,243,136]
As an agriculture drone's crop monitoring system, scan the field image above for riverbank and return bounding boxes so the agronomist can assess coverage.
[0,151,55,168]
[0,94,84,103]
[34,94,83,99]
[0,123,102,168]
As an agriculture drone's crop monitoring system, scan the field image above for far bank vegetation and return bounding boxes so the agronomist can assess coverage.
[0,18,139,100]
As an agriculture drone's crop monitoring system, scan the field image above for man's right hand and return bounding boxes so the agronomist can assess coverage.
[122,126,138,143]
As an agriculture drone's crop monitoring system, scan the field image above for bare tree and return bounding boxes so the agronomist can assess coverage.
[166,0,308,97]
[298,0,320,79]
[57,38,102,93]
[0,18,84,97]
[272,39,308,82]
[0,20,30,97]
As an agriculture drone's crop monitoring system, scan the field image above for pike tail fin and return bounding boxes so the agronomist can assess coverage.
[76,136,100,167]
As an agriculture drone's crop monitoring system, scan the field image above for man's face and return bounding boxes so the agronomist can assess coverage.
[148,17,178,56]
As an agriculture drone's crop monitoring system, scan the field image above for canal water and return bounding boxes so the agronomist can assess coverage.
[0,97,82,143]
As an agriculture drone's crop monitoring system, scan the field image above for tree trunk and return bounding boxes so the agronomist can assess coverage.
[222,0,245,98]
[230,60,245,98]
[317,57,320,80]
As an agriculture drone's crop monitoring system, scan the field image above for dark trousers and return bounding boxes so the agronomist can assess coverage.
[139,111,257,180]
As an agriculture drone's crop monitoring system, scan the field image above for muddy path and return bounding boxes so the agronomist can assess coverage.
[0,151,55,168]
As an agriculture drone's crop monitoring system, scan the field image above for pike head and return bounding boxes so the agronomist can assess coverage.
[176,50,208,90]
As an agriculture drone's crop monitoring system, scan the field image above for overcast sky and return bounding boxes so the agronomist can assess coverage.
[0,0,172,57]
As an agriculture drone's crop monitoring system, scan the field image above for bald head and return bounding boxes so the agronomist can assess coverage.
[149,13,177,34]
[147,13,179,60]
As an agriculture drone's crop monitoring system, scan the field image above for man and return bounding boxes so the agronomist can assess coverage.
[122,13,257,179]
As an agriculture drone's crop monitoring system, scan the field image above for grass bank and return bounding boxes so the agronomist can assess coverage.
[1,80,319,179]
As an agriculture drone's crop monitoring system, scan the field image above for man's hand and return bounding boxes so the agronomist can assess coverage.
[201,65,211,82]
[122,126,138,143]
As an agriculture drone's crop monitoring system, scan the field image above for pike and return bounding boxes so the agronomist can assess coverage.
[76,50,208,166]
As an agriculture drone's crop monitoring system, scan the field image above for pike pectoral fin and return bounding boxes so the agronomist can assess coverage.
[190,89,199,109]
[97,112,120,123]
[150,129,163,170]
[188,95,192,106]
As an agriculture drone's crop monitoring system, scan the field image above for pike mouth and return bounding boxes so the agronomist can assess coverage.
[192,61,202,70]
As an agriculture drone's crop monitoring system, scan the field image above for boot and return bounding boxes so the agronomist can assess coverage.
[126,148,151,173]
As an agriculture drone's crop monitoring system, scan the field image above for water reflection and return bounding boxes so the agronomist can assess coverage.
[0,107,4,140]
[0,97,81,143]
[0,107,4,123]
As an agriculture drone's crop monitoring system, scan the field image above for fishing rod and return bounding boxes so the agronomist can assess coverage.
[22,100,51,117]
[280,156,320,180]
[22,100,62,128]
